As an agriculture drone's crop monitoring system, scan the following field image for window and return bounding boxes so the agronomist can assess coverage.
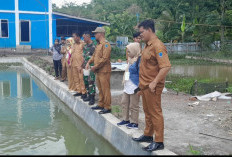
[20,20,30,42]
[0,19,9,38]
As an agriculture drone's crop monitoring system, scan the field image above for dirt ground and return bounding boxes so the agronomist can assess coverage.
[111,91,232,155]
[3,54,232,155]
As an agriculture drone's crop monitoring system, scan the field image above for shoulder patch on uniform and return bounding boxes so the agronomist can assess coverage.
[158,52,163,57]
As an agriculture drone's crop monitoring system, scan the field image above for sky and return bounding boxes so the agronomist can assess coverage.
[52,0,92,7]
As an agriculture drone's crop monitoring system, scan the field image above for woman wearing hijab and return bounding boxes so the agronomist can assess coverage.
[66,37,77,92]
[117,42,141,129]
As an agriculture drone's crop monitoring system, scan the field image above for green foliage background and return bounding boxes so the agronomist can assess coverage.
[53,0,232,45]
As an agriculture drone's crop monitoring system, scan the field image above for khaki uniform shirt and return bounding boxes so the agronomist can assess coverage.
[89,38,111,73]
[139,36,171,92]
[71,41,85,68]
[61,44,67,60]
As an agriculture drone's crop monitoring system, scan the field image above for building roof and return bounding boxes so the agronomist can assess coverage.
[53,12,110,26]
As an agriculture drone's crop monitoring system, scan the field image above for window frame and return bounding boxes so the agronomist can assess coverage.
[19,20,31,43]
[0,19,9,38]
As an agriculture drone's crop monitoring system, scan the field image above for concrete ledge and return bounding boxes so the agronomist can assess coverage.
[0,48,49,55]
[186,55,232,64]
[0,57,176,155]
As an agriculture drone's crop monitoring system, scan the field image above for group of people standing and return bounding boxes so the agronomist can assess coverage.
[50,19,171,152]
[50,27,112,114]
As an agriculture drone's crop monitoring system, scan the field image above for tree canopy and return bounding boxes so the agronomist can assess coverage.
[53,0,232,49]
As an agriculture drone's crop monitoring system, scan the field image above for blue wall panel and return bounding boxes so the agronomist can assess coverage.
[52,14,56,45]
[0,0,15,10]
[0,13,16,48]
[19,0,49,12]
[19,14,49,49]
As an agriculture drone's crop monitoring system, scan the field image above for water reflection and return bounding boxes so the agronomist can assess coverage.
[17,73,32,98]
[0,71,33,99]
[0,67,120,155]
[0,81,10,97]
[170,65,232,82]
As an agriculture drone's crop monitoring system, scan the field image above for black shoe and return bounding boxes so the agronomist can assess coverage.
[81,94,87,99]
[73,93,82,97]
[142,142,164,152]
[83,95,91,102]
[60,79,65,82]
[88,95,95,106]
[132,135,153,143]
[99,109,111,114]
[91,105,104,110]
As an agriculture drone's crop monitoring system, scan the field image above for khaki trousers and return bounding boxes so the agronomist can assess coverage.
[96,72,111,110]
[121,92,140,124]
[61,59,68,81]
[141,87,164,142]
[67,65,76,91]
[72,67,86,94]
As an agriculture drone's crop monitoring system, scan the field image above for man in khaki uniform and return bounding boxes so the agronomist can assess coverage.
[132,20,171,152]
[60,37,68,82]
[71,32,87,98]
[85,27,112,114]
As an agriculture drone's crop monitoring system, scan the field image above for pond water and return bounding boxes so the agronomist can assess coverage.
[170,65,232,83]
[0,66,120,155]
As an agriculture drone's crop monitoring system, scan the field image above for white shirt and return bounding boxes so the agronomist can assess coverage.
[123,79,138,95]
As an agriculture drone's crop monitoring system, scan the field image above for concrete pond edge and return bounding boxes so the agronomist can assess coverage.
[0,57,176,155]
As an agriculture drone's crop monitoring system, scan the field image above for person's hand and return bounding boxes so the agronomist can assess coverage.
[149,81,157,93]
[91,66,96,72]
[77,67,82,73]
[85,63,90,70]
[137,91,143,96]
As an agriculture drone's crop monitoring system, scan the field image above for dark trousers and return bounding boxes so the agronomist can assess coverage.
[53,59,62,77]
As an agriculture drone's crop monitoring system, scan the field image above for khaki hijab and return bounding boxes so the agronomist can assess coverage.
[122,42,141,84]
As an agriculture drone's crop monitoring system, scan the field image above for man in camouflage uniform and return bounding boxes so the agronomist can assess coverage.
[82,31,97,105]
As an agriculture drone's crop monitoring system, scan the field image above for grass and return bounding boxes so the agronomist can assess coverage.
[166,74,196,94]
[166,74,232,94]
[0,63,23,70]
[0,63,23,66]
[227,87,232,93]
[111,105,122,118]
[111,105,121,114]
[190,50,232,60]
[169,54,231,66]
[187,144,202,155]
[27,56,55,76]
